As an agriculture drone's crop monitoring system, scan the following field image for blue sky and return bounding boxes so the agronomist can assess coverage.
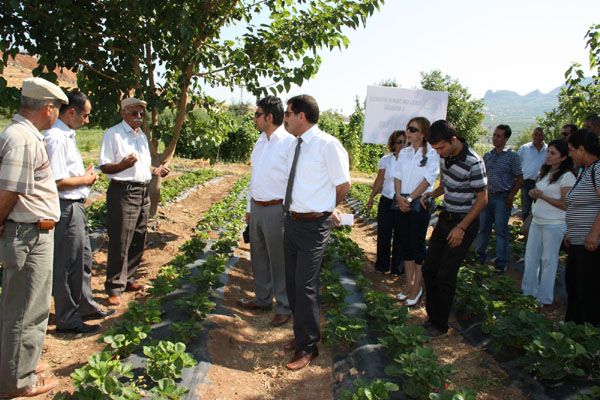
[205,0,600,115]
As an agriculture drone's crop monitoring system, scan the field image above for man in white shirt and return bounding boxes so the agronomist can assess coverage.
[45,90,115,335]
[518,127,547,222]
[281,95,350,370]
[238,96,295,327]
[99,98,169,306]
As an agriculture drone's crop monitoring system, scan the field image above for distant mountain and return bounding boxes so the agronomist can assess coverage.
[482,87,560,135]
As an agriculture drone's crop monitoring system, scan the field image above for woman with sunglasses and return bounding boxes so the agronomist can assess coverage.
[366,130,407,275]
[393,117,440,306]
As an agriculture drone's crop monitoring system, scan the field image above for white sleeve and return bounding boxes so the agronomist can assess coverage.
[44,135,69,181]
[99,130,115,166]
[326,138,350,186]
[424,148,441,186]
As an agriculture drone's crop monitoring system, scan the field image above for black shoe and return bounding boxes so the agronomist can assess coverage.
[56,323,101,334]
[423,323,447,338]
[82,309,116,321]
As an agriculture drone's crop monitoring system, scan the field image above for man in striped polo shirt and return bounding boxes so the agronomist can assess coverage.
[420,120,488,337]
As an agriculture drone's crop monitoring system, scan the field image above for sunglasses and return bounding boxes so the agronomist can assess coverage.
[419,156,428,167]
[407,126,419,133]
[127,111,144,117]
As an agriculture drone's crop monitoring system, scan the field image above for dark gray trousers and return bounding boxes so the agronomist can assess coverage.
[283,214,332,353]
[53,200,100,329]
[250,201,290,314]
[0,222,53,392]
[105,180,150,296]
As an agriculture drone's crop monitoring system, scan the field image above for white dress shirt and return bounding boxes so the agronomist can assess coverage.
[99,121,152,183]
[377,153,398,199]
[246,125,295,211]
[518,142,548,180]
[393,143,440,195]
[286,125,350,213]
[44,119,90,200]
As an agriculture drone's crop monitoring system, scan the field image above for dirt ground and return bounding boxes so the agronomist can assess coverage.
[38,171,242,398]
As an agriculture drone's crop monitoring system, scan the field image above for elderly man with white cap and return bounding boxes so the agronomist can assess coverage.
[0,77,66,398]
[99,97,169,306]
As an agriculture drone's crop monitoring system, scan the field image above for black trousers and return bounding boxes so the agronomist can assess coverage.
[422,212,479,332]
[396,203,431,265]
[565,244,600,326]
[105,180,150,296]
[283,214,332,353]
[375,196,403,273]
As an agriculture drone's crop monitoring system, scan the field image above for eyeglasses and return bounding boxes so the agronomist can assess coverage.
[127,111,144,117]
[407,126,419,133]
[284,110,298,117]
[254,112,265,118]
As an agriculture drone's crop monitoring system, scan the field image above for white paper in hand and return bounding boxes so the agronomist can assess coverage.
[338,213,354,226]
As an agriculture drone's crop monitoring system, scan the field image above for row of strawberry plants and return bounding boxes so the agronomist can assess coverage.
[330,228,474,400]
[66,175,248,399]
[347,183,379,221]
[87,168,221,229]
[347,185,600,394]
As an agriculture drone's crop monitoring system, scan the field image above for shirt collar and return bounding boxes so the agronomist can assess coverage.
[444,138,469,168]
[53,118,76,138]
[260,124,288,142]
[298,125,319,144]
[12,113,44,141]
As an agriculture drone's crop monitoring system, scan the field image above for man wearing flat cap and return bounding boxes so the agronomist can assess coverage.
[99,97,169,306]
[0,77,65,397]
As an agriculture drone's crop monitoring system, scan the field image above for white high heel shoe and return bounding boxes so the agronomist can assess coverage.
[405,288,423,307]
[396,292,408,301]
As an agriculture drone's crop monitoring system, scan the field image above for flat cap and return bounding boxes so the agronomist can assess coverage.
[121,97,147,109]
[22,77,68,104]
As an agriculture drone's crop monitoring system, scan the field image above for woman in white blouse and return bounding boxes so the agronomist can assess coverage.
[522,139,575,306]
[393,117,440,306]
[367,130,407,275]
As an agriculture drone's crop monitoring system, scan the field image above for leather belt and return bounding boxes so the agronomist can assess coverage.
[489,191,509,196]
[60,198,85,203]
[288,211,332,221]
[111,180,149,188]
[253,199,283,207]
[6,219,57,231]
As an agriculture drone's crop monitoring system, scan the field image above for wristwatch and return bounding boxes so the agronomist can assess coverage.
[406,196,413,203]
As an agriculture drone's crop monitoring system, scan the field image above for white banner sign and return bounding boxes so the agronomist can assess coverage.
[362,86,449,144]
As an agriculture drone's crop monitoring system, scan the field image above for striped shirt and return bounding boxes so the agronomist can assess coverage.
[440,139,487,214]
[566,160,600,246]
[483,148,522,194]
[0,114,60,222]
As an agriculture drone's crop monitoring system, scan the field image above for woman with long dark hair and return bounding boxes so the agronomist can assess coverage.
[393,117,440,306]
[565,130,600,325]
[521,139,575,306]
[366,130,407,274]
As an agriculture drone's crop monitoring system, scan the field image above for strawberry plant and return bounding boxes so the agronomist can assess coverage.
[378,324,426,358]
[103,324,150,357]
[143,341,197,382]
[148,378,189,400]
[323,310,366,347]
[170,320,204,344]
[70,351,141,399]
[340,378,399,400]
[428,388,476,400]
[523,331,588,380]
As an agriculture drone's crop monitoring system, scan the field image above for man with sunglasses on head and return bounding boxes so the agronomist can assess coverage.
[238,96,295,327]
[45,90,115,335]
[99,98,169,306]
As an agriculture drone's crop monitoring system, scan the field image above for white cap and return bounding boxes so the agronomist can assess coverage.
[22,77,68,104]
[121,97,147,109]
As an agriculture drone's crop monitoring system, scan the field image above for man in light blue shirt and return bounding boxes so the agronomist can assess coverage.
[518,127,547,222]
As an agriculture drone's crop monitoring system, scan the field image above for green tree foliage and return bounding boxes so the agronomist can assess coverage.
[0,0,384,211]
[537,24,600,139]
[420,70,486,145]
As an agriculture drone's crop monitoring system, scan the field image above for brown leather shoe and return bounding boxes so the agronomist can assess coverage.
[283,338,296,351]
[125,282,144,292]
[0,376,58,398]
[35,360,48,374]
[107,295,122,306]
[286,347,319,371]
[270,314,291,327]
[236,298,271,311]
